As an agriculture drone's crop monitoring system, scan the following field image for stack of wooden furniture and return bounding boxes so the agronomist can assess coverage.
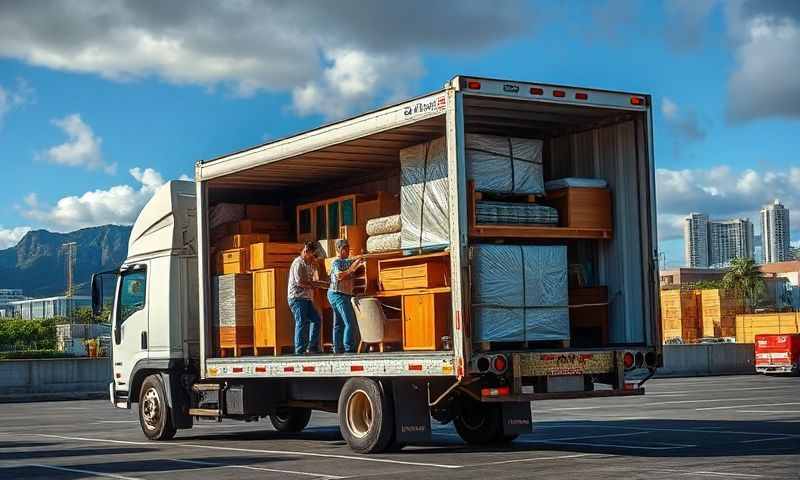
[373,251,452,351]
[213,273,253,357]
[660,289,701,343]
[700,289,744,338]
[252,267,294,356]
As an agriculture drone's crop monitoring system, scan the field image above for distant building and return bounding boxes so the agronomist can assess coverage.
[660,267,727,288]
[761,200,791,263]
[708,218,754,267]
[759,260,800,309]
[684,213,709,267]
[683,213,754,268]
[0,288,27,318]
[8,295,91,320]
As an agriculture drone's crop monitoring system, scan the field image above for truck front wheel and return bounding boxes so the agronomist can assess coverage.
[138,374,177,441]
[338,378,394,453]
[269,407,312,433]
[454,397,516,445]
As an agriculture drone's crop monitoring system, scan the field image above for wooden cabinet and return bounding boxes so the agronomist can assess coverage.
[252,268,294,356]
[568,286,609,347]
[296,194,358,243]
[213,274,253,356]
[401,292,450,351]
[378,252,449,292]
[546,187,612,230]
[249,242,302,270]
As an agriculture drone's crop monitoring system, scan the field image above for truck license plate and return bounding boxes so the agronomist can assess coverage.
[519,352,614,376]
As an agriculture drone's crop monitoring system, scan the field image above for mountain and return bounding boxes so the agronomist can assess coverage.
[0,225,131,297]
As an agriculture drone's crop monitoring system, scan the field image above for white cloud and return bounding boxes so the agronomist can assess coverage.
[726,1,800,121]
[292,49,424,119]
[656,164,800,240]
[22,167,167,231]
[661,97,679,119]
[0,226,31,250]
[663,0,718,51]
[0,1,528,120]
[43,114,117,174]
[0,77,33,126]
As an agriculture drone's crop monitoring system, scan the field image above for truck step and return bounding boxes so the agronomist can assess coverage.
[189,408,221,417]
[192,383,221,392]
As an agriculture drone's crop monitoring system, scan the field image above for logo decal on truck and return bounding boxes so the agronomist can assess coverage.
[403,94,447,119]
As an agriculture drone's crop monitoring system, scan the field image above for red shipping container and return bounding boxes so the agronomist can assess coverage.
[755,333,800,375]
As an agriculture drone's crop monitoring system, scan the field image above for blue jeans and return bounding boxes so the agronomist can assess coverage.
[327,290,358,353]
[289,297,321,354]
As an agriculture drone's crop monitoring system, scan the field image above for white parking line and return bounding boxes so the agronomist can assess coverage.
[736,410,800,414]
[696,402,800,411]
[740,434,800,444]
[170,458,343,478]
[470,453,605,466]
[547,397,775,411]
[7,463,143,480]
[659,468,762,478]
[30,433,463,469]
[554,424,791,437]
[536,440,694,450]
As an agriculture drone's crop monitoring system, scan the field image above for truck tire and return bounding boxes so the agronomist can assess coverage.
[269,407,312,433]
[454,397,510,445]
[338,378,394,453]
[138,374,177,441]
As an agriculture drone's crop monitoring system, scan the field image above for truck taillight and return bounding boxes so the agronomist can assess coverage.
[553,89,566,98]
[530,87,544,95]
[467,81,481,89]
[630,96,645,106]
[575,92,588,100]
[481,386,510,397]
[493,354,508,373]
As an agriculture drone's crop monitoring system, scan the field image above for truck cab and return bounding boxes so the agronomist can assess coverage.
[97,181,199,420]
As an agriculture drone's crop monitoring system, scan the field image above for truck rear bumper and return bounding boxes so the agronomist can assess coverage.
[756,365,797,374]
[482,387,645,402]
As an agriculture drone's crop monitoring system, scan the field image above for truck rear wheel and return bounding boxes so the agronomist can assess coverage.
[138,374,177,441]
[454,397,516,445]
[269,407,312,433]
[338,378,394,453]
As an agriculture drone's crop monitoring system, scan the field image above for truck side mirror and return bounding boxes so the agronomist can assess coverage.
[91,273,103,316]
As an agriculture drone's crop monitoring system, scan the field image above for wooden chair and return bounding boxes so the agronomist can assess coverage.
[351,297,402,352]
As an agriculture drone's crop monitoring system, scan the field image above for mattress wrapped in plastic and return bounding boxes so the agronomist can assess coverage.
[211,274,252,328]
[366,214,402,236]
[366,232,402,253]
[472,244,569,342]
[545,177,608,190]
[400,137,449,251]
[466,134,544,195]
[475,201,559,225]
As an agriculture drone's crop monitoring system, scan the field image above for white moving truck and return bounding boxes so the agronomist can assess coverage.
[93,75,662,453]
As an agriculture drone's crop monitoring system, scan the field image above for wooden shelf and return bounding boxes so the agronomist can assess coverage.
[469,224,612,240]
[466,181,613,240]
[372,286,451,298]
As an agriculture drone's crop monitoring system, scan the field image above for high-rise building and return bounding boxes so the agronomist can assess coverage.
[684,213,709,267]
[709,219,754,267]
[684,213,755,268]
[761,200,791,263]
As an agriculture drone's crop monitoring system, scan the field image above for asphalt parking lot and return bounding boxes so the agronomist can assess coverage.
[0,374,798,479]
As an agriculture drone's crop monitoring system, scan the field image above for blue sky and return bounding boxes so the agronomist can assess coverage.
[0,0,798,267]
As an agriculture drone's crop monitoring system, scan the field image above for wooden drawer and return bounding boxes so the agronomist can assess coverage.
[217,248,248,274]
[253,308,276,347]
[378,255,449,292]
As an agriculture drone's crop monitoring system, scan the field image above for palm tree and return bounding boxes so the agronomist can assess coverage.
[722,257,765,312]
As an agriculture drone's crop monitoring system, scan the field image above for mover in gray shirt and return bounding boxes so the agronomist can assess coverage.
[288,241,323,354]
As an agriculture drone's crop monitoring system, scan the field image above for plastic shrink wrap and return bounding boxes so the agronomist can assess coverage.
[400,137,449,250]
[365,214,402,236]
[472,244,569,342]
[366,232,402,253]
[466,134,544,195]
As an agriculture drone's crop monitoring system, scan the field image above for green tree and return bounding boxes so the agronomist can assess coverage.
[722,257,766,313]
[690,279,723,290]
